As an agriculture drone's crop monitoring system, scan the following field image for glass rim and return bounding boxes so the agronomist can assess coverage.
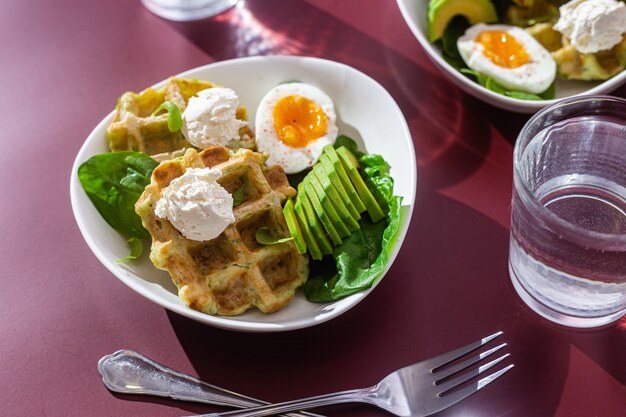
[513,95,626,248]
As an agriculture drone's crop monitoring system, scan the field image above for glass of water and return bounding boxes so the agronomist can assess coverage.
[509,95,626,328]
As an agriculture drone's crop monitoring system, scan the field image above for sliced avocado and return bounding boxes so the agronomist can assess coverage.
[307,174,351,239]
[336,146,385,223]
[302,182,343,245]
[427,0,498,42]
[293,198,323,260]
[311,166,360,232]
[298,186,334,255]
[322,145,366,213]
[318,154,361,221]
[283,199,306,255]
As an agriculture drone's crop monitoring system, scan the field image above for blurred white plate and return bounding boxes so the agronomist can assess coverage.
[396,0,626,113]
[70,56,417,332]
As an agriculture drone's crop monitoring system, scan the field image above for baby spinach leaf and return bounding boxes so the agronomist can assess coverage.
[460,68,490,86]
[439,16,469,69]
[255,227,293,245]
[78,151,157,239]
[538,81,556,100]
[232,184,246,207]
[503,91,543,100]
[304,196,403,302]
[116,237,143,263]
[152,101,182,132]
[461,69,555,101]
[485,77,507,95]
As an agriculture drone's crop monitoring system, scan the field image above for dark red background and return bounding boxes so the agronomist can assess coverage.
[1,1,624,416]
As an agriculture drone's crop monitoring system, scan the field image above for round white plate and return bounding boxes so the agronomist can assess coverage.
[396,0,626,113]
[70,56,417,332]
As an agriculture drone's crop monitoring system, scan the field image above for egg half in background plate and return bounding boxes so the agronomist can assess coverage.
[458,23,557,94]
[255,82,338,174]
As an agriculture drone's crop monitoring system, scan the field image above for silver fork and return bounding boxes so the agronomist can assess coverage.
[187,331,513,417]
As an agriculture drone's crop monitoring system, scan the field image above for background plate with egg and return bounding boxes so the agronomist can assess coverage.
[70,56,417,333]
[396,0,626,113]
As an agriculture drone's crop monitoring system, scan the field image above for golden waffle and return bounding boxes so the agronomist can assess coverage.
[553,37,626,81]
[527,23,626,81]
[136,147,308,316]
[107,77,255,157]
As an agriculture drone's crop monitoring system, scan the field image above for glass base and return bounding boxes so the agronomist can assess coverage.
[141,0,239,21]
[509,261,625,329]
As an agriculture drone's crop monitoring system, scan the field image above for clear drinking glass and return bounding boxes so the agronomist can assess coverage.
[141,0,240,21]
[509,95,626,328]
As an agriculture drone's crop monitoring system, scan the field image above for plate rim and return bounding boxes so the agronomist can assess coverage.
[70,55,417,332]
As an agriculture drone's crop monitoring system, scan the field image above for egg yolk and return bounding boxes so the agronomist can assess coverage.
[476,30,529,68]
[273,95,327,148]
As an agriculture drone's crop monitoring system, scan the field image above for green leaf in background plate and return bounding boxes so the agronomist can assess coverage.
[460,68,490,86]
[439,16,469,70]
[539,82,556,100]
[151,100,183,132]
[460,69,556,101]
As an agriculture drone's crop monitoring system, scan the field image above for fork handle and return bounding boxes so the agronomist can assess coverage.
[98,350,323,417]
[193,388,374,417]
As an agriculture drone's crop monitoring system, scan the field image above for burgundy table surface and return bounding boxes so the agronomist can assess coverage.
[1,1,625,416]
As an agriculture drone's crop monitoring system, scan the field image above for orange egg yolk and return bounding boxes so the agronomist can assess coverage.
[476,30,529,68]
[273,95,327,148]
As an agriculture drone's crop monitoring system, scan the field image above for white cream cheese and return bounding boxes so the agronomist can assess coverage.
[155,167,235,241]
[554,0,626,54]
[181,87,247,149]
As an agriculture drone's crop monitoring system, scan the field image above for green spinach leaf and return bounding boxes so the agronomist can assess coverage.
[538,81,556,100]
[255,227,293,245]
[116,237,143,263]
[304,196,403,302]
[152,101,182,132]
[232,184,246,207]
[78,151,157,239]
[461,69,555,100]
[438,16,469,70]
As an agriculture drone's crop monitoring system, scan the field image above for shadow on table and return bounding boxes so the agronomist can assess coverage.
[166,0,495,191]
[164,192,588,417]
[159,2,625,414]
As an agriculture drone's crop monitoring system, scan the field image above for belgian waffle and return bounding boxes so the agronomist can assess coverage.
[107,77,255,157]
[527,23,626,81]
[136,147,308,316]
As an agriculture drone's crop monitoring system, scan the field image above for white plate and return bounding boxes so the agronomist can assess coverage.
[70,56,417,332]
[396,0,626,113]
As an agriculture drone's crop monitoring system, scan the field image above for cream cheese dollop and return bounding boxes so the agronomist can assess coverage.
[181,87,247,149]
[553,0,626,54]
[155,167,235,241]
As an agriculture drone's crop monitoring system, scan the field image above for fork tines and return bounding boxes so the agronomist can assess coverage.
[429,331,513,409]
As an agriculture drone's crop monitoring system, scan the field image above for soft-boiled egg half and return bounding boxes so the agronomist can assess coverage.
[255,82,338,174]
[457,24,556,94]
